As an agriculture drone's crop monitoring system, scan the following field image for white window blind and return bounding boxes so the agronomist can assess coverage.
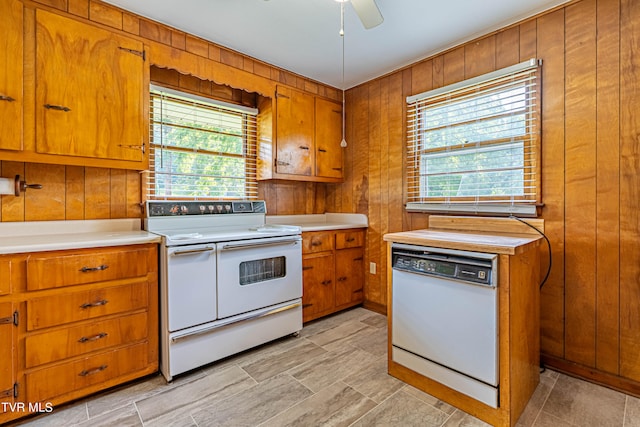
[406,59,541,216]
[147,85,258,200]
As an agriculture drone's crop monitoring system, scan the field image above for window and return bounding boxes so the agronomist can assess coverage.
[147,86,258,200]
[406,59,541,216]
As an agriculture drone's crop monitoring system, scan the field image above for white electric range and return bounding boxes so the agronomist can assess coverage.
[144,200,302,381]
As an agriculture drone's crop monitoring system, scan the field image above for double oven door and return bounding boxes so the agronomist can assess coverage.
[217,235,303,319]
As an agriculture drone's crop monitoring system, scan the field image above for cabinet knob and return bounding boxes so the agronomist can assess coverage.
[318,148,327,153]
[321,280,332,285]
[44,104,71,112]
[79,264,109,273]
[78,365,108,377]
[0,95,15,102]
[299,146,310,150]
[78,332,108,343]
[80,299,108,309]
[337,276,347,282]
[311,240,322,247]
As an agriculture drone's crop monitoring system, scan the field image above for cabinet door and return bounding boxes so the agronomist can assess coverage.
[335,248,364,307]
[315,98,343,179]
[0,0,23,151]
[302,254,335,322]
[276,86,315,176]
[35,9,145,162]
[0,302,15,405]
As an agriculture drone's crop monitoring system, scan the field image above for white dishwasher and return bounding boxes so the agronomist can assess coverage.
[391,243,499,408]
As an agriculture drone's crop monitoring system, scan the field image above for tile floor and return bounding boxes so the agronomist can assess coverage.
[12,307,640,427]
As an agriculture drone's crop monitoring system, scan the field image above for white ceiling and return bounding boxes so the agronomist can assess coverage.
[102,0,570,89]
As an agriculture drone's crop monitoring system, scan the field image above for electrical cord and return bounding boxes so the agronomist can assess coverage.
[509,215,552,290]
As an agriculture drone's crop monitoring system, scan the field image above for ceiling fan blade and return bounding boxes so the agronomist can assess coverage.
[350,0,384,29]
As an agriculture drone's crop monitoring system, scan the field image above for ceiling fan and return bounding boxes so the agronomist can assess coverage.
[336,0,384,29]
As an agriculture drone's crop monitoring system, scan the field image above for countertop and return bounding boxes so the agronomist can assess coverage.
[0,219,161,254]
[383,228,542,255]
[266,213,368,232]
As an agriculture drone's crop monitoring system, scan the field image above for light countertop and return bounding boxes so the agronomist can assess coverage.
[383,229,541,255]
[266,213,368,232]
[0,219,161,254]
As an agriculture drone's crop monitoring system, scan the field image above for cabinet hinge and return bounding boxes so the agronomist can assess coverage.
[0,311,18,326]
[118,47,146,61]
[14,382,19,398]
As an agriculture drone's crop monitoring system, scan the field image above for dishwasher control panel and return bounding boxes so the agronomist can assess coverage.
[392,249,494,286]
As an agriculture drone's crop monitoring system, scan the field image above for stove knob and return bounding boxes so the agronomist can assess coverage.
[208,205,215,214]
[216,205,223,213]
[180,205,188,214]
[199,205,206,214]
[225,205,232,212]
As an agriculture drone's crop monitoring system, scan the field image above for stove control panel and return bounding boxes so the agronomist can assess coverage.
[147,200,266,217]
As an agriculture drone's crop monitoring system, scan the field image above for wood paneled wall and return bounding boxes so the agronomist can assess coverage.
[326,0,640,393]
[0,161,142,221]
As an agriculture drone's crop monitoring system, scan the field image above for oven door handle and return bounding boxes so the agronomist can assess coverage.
[171,247,215,256]
[171,301,301,343]
[219,237,301,252]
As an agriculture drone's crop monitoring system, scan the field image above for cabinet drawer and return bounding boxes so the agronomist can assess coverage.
[302,232,334,254]
[25,311,148,368]
[26,247,149,291]
[26,341,149,403]
[336,230,365,249]
[27,280,149,331]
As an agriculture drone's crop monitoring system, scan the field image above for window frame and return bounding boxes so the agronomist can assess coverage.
[147,85,259,201]
[405,59,542,217]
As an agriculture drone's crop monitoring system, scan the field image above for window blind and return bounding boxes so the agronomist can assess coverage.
[147,85,258,200]
[406,59,541,216]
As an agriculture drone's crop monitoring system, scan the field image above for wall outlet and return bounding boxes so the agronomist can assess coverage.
[370,262,377,274]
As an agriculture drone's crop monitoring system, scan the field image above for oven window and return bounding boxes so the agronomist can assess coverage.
[239,257,286,285]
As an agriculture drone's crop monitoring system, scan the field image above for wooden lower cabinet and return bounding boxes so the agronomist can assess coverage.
[335,248,364,308]
[302,229,365,322]
[0,302,16,408]
[0,244,158,424]
[302,253,335,320]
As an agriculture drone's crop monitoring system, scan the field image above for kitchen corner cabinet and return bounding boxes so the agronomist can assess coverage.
[0,244,158,425]
[257,87,344,183]
[0,0,23,152]
[302,229,364,322]
[34,9,147,166]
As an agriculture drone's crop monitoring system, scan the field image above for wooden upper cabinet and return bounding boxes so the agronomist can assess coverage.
[258,86,344,183]
[35,9,146,164]
[0,0,23,151]
[275,86,315,176]
[315,97,343,179]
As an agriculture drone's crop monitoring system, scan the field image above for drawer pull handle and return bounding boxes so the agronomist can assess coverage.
[354,257,364,261]
[321,280,332,285]
[44,103,71,112]
[79,365,108,377]
[303,266,313,271]
[346,237,355,242]
[332,167,343,171]
[78,332,108,343]
[337,276,347,282]
[302,303,313,308]
[354,288,363,293]
[311,241,323,247]
[80,299,108,309]
[0,95,15,102]
[318,148,327,153]
[299,146,309,150]
[80,264,109,273]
